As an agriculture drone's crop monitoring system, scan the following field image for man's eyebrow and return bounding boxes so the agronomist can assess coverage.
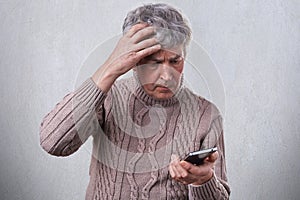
[147,54,182,60]
[144,55,163,61]
[169,55,182,60]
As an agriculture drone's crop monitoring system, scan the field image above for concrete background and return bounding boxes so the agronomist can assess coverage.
[1,0,299,199]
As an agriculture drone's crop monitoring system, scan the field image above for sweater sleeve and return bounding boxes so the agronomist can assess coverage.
[188,174,229,200]
[188,107,231,199]
[39,78,107,156]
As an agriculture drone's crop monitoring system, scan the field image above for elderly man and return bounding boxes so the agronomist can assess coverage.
[40,3,230,199]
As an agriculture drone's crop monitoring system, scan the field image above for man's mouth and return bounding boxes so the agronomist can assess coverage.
[155,85,173,92]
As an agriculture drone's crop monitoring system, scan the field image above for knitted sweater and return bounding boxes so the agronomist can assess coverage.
[40,77,230,199]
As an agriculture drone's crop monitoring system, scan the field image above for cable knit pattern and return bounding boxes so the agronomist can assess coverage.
[40,77,230,199]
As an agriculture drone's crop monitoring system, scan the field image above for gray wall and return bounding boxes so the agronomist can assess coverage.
[1,0,299,199]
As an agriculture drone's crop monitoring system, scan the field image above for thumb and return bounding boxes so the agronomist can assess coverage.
[205,151,219,163]
[180,161,193,171]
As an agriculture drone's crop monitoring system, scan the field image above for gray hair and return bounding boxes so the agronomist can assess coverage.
[122,3,192,53]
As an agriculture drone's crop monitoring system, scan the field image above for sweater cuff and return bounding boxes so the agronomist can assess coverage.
[73,77,107,110]
[189,174,229,199]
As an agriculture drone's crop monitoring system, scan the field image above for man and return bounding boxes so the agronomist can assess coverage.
[40,3,230,199]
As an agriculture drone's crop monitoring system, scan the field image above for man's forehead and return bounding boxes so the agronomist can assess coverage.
[147,47,184,59]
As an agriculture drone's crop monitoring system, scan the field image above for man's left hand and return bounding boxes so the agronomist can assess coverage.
[169,152,218,185]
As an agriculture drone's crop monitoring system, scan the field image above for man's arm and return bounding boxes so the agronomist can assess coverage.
[169,110,230,199]
[187,123,230,199]
[40,23,161,156]
[39,78,106,156]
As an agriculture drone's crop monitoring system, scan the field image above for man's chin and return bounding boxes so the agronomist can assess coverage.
[152,91,175,100]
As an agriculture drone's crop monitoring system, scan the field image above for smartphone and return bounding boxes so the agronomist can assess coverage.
[183,147,218,165]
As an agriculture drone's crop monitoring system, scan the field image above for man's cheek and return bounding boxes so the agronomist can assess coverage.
[174,68,183,74]
[177,68,183,73]
[174,64,184,73]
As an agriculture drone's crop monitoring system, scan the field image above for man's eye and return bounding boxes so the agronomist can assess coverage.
[170,57,183,65]
[170,60,180,65]
[147,60,162,65]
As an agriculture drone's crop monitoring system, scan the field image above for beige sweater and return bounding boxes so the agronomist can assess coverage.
[40,77,230,199]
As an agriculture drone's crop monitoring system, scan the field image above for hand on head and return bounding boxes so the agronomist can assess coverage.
[92,23,161,92]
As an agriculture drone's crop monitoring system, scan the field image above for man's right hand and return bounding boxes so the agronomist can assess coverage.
[92,23,161,92]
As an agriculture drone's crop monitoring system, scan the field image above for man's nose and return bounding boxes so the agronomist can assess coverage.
[159,64,172,81]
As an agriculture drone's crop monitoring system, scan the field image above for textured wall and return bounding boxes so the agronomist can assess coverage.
[0,0,299,199]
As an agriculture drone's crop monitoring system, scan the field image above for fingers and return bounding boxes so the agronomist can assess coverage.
[136,44,161,58]
[180,161,204,176]
[169,157,191,185]
[123,23,159,60]
[103,23,159,79]
[135,37,158,51]
[169,164,196,185]
[180,161,193,171]
[126,23,148,38]
[169,153,218,185]
[125,23,156,43]
[131,26,156,44]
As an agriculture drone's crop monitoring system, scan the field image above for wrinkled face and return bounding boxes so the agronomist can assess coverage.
[136,46,184,100]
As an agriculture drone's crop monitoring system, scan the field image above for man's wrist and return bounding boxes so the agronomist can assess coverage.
[191,169,214,186]
[92,67,118,93]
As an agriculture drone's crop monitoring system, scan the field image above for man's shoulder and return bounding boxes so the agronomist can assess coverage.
[109,76,136,93]
[114,76,135,87]
[180,87,209,104]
